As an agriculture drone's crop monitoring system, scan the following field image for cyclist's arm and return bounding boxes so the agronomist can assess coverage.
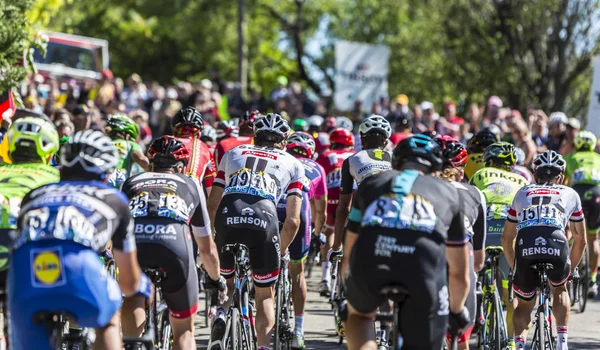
[312,196,327,238]
[111,210,143,296]
[569,193,587,269]
[472,189,487,271]
[333,158,353,250]
[132,149,150,171]
[447,200,470,314]
[501,218,518,270]
[281,194,302,254]
[189,178,220,281]
[207,185,224,233]
[202,150,217,197]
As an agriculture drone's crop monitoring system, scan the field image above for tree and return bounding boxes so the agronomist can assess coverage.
[0,0,38,94]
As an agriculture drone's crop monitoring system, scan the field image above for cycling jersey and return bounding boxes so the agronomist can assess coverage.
[513,165,534,184]
[277,157,327,262]
[121,172,211,317]
[340,149,392,195]
[469,167,528,220]
[564,151,600,186]
[507,183,583,300]
[464,152,485,180]
[214,136,253,166]
[345,169,467,349]
[314,132,330,154]
[108,139,143,188]
[174,136,217,189]
[9,181,134,349]
[316,148,355,228]
[214,144,305,286]
[0,163,59,229]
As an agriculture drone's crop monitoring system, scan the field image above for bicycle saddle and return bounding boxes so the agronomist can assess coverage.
[380,284,409,302]
[143,268,168,284]
[32,311,73,325]
[530,263,554,271]
[485,246,504,257]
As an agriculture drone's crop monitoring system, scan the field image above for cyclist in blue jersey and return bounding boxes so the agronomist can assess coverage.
[7,130,151,350]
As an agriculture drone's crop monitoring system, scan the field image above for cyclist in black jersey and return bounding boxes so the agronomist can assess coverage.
[8,130,151,350]
[121,136,225,350]
[342,135,471,350]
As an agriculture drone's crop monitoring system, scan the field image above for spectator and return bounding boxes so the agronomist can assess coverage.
[529,109,549,151]
[511,119,537,167]
[412,104,426,133]
[545,112,568,152]
[55,119,74,139]
[559,117,580,156]
[420,101,439,133]
[96,69,116,110]
[388,94,413,125]
[121,73,148,112]
[131,109,153,147]
[270,75,289,101]
[482,95,502,127]
[72,104,92,132]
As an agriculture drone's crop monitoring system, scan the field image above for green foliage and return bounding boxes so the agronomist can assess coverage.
[0,0,36,94]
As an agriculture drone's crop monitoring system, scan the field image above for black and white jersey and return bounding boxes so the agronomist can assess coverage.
[452,182,487,250]
[347,169,468,245]
[16,181,135,253]
[121,172,211,236]
[340,149,392,195]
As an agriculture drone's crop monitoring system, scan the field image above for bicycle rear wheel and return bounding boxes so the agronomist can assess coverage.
[536,310,545,350]
[579,247,590,313]
[159,309,172,350]
[274,277,283,350]
[492,290,507,349]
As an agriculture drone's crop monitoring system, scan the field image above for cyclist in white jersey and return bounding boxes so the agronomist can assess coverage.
[502,150,587,350]
[207,113,305,350]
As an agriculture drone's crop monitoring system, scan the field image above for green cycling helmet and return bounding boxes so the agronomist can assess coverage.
[292,119,309,132]
[106,114,139,140]
[483,141,516,168]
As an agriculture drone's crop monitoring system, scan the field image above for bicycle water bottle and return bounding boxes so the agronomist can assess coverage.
[508,270,514,302]
[572,268,580,303]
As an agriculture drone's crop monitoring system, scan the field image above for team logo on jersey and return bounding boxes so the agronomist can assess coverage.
[535,237,547,246]
[241,207,255,216]
[526,188,559,196]
[31,247,65,287]
[242,150,278,160]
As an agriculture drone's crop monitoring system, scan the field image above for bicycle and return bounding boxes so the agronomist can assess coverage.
[211,243,256,350]
[274,255,293,350]
[123,268,171,350]
[528,263,557,350]
[328,254,345,344]
[568,246,589,313]
[476,246,509,350]
[305,231,321,279]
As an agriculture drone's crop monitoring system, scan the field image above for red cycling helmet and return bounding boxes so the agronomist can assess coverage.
[434,135,468,168]
[329,128,355,147]
[324,116,337,132]
[241,109,261,128]
[148,136,190,168]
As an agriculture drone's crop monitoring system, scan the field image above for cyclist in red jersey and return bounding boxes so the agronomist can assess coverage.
[214,110,260,166]
[172,107,217,195]
[315,127,356,296]
[200,125,217,154]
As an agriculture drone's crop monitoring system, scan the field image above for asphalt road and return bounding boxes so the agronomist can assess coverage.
[195,270,600,349]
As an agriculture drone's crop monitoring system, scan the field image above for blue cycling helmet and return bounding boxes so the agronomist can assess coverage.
[392,134,443,173]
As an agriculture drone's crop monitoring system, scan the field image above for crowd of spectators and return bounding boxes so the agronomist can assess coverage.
[13,68,589,169]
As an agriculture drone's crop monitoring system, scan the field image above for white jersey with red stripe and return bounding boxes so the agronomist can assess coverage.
[215,144,305,203]
[507,183,584,232]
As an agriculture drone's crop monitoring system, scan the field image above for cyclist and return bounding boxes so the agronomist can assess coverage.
[8,130,151,349]
[502,150,587,350]
[0,117,60,286]
[215,120,238,142]
[291,118,309,132]
[215,109,259,166]
[201,125,218,154]
[172,107,217,194]
[277,131,327,349]
[464,129,500,180]
[469,141,528,340]
[388,113,413,148]
[435,136,487,350]
[315,127,355,296]
[342,135,471,350]
[121,136,225,350]
[105,114,150,188]
[513,147,535,184]
[207,113,305,350]
[563,130,600,297]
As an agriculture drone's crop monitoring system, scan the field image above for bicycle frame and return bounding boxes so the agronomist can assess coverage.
[477,253,509,349]
[530,264,555,350]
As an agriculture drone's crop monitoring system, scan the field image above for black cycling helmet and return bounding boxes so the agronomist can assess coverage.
[172,107,204,130]
[483,142,516,168]
[147,136,190,169]
[420,130,438,139]
[394,113,413,130]
[467,130,499,153]
[392,134,443,173]
[60,130,118,180]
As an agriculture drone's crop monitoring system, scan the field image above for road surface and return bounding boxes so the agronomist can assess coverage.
[195,269,600,349]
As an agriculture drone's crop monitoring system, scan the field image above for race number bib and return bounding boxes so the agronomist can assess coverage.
[129,192,149,217]
[573,168,600,184]
[326,169,342,189]
[517,204,564,230]
[362,194,437,233]
[225,168,280,201]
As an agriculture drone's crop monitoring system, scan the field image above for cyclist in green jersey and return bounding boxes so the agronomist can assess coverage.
[564,130,600,297]
[105,114,149,188]
[0,117,60,284]
[469,142,528,342]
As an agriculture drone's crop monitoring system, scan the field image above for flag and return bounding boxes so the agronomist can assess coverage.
[0,90,15,123]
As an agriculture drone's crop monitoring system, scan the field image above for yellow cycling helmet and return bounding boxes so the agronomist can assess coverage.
[7,117,59,165]
[574,130,597,151]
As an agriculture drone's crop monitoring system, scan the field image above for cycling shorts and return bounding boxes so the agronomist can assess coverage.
[277,194,311,263]
[572,184,600,233]
[215,194,281,288]
[0,229,16,289]
[134,218,198,319]
[325,188,340,229]
[345,230,447,350]
[486,219,510,288]
[8,240,121,350]
[513,227,570,301]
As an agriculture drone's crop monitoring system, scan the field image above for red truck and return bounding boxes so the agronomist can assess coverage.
[32,31,109,81]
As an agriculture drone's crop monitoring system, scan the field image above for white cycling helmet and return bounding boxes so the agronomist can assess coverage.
[254,113,291,139]
[200,125,217,142]
[359,114,392,138]
[335,116,353,131]
[61,130,119,176]
[549,112,568,125]
[307,115,324,128]
[287,131,316,158]
[533,150,565,175]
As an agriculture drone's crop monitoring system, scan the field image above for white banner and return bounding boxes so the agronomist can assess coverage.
[334,40,390,112]
[587,55,600,136]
